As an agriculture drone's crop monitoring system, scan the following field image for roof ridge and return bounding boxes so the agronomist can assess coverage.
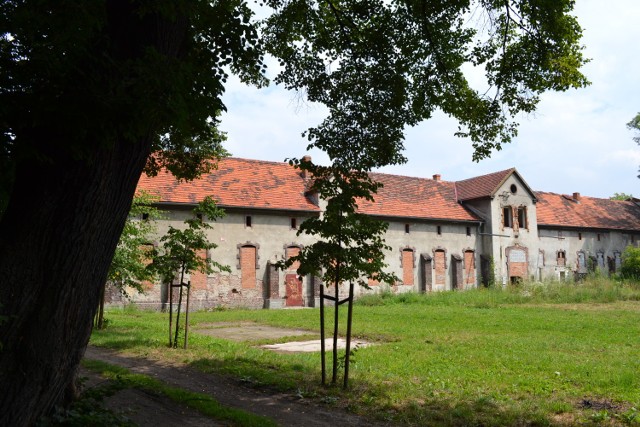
[454,167,515,184]
[369,170,451,183]
[222,156,291,166]
[536,190,629,203]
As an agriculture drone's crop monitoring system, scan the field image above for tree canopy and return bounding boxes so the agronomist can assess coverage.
[627,112,640,178]
[0,1,589,424]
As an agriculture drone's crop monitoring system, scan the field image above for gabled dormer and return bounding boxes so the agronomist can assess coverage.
[455,168,537,236]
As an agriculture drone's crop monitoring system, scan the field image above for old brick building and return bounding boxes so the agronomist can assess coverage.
[112,157,640,309]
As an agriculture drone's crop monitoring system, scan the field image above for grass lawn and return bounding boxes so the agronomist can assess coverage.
[90,279,640,426]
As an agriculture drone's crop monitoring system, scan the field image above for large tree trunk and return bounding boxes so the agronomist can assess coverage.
[0,3,188,425]
[0,138,151,426]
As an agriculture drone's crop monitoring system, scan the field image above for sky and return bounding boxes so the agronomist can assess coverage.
[219,0,640,199]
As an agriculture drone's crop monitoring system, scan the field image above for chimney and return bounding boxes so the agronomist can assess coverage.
[433,174,441,182]
[573,192,581,202]
[301,155,312,179]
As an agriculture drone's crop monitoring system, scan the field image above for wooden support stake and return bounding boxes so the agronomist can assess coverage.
[168,281,173,347]
[343,281,354,389]
[332,277,339,384]
[320,284,326,385]
[184,281,191,349]
[174,283,184,348]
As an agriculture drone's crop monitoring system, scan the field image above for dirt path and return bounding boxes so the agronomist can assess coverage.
[84,346,386,426]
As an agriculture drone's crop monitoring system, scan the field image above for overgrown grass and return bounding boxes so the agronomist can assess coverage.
[90,278,640,426]
[358,275,640,307]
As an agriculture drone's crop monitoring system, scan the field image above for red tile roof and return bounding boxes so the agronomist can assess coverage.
[138,157,640,231]
[137,158,319,212]
[535,191,640,231]
[455,168,516,201]
[357,173,479,222]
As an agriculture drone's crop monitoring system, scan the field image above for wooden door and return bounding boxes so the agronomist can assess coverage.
[285,274,303,307]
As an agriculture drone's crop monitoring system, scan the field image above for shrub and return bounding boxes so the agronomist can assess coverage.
[621,245,640,280]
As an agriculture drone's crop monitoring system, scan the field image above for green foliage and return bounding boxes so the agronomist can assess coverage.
[628,112,640,144]
[627,112,640,179]
[611,192,634,201]
[0,1,263,208]
[148,197,230,285]
[107,191,160,297]
[36,376,134,427]
[263,0,589,167]
[621,245,640,280]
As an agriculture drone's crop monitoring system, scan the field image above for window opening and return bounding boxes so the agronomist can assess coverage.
[557,251,566,267]
[466,227,471,236]
[503,207,513,228]
[405,223,410,234]
[437,225,442,235]
[517,207,527,229]
[290,218,297,229]
[286,246,301,271]
[245,215,252,228]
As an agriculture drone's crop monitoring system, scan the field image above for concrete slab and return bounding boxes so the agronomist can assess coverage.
[261,338,371,353]
[194,322,372,353]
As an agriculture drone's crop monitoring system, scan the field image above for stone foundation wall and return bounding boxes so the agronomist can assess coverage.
[105,272,265,310]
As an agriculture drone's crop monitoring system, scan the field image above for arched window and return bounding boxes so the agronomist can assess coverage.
[557,250,566,267]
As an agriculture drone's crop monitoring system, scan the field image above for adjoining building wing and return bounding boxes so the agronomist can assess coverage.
[536,191,640,231]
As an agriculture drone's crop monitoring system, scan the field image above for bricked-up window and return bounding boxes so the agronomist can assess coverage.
[285,246,301,271]
[405,223,410,234]
[434,250,446,286]
[503,207,513,228]
[240,245,257,289]
[557,250,566,266]
[517,207,527,229]
[290,218,297,229]
[402,249,414,285]
[464,250,475,285]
